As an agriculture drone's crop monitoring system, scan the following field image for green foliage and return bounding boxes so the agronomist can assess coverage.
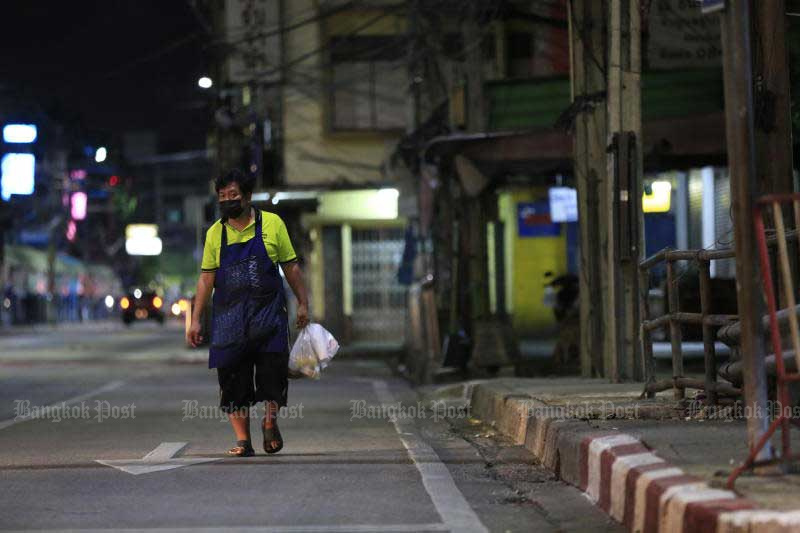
[112,190,137,222]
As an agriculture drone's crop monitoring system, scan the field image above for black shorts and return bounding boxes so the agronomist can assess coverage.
[217,346,289,413]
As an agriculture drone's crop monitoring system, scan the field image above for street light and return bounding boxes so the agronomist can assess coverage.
[95,146,107,163]
[198,76,213,89]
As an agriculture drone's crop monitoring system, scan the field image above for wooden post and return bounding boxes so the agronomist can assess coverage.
[753,0,796,307]
[605,0,643,381]
[666,260,684,400]
[463,1,489,326]
[699,260,718,406]
[753,0,794,196]
[720,0,772,460]
[568,0,607,377]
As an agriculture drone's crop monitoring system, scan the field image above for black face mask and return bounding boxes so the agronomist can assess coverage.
[220,199,245,219]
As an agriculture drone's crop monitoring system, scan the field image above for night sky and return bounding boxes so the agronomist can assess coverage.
[0,1,212,153]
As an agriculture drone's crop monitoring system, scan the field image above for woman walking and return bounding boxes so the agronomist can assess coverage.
[187,169,309,456]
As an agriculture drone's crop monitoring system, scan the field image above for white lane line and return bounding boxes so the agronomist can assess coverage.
[0,380,125,430]
[2,525,450,533]
[372,379,489,533]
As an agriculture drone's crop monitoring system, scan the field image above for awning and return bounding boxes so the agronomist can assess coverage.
[422,111,727,176]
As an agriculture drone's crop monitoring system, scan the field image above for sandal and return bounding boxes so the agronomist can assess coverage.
[227,439,255,457]
[262,415,284,454]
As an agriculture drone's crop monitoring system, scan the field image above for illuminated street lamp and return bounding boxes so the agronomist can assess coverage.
[95,146,107,163]
[198,76,213,89]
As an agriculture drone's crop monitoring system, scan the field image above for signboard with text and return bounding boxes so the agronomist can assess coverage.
[648,0,722,69]
[548,187,578,223]
[517,202,561,238]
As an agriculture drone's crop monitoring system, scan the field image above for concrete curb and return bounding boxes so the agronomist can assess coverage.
[468,383,800,533]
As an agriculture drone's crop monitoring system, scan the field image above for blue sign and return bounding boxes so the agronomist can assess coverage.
[517,202,561,238]
[19,230,49,246]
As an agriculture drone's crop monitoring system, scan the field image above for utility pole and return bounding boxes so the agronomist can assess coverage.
[463,0,488,323]
[568,0,607,377]
[752,0,795,197]
[605,0,643,381]
[720,0,772,460]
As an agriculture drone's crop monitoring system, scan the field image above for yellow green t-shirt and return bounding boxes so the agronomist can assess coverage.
[201,209,297,272]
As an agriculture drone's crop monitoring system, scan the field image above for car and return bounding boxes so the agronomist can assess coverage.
[120,289,165,325]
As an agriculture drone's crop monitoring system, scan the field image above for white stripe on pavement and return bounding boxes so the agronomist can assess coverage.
[2,525,451,533]
[0,380,125,430]
[142,442,187,461]
[371,379,489,533]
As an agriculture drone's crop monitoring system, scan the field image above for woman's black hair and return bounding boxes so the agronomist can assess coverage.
[214,169,256,196]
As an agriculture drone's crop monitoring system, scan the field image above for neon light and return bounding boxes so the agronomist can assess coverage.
[66,220,77,242]
[71,191,88,220]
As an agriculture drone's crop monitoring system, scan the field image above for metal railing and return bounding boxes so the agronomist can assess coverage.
[639,247,741,405]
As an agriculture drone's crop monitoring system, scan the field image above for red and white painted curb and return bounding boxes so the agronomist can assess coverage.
[578,433,800,533]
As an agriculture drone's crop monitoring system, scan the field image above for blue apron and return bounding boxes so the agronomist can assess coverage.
[208,209,289,369]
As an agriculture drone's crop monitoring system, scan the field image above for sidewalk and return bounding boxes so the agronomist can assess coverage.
[420,377,800,533]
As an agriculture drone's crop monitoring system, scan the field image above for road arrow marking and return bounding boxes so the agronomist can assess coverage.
[95,442,220,475]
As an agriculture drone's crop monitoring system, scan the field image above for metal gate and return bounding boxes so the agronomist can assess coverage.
[350,227,407,343]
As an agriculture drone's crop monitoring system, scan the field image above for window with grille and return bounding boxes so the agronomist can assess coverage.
[328,35,407,132]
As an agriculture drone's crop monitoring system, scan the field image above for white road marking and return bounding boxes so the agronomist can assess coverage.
[142,442,189,461]
[2,525,450,533]
[96,441,220,475]
[372,379,489,533]
[0,380,125,430]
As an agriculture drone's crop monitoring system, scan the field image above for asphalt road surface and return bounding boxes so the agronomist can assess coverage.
[0,322,620,532]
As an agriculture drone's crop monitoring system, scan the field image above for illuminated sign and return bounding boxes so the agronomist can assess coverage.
[1,153,35,201]
[548,187,578,223]
[643,181,672,213]
[125,224,162,256]
[3,124,37,143]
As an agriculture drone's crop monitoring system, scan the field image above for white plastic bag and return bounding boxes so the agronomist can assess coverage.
[289,323,339,379]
